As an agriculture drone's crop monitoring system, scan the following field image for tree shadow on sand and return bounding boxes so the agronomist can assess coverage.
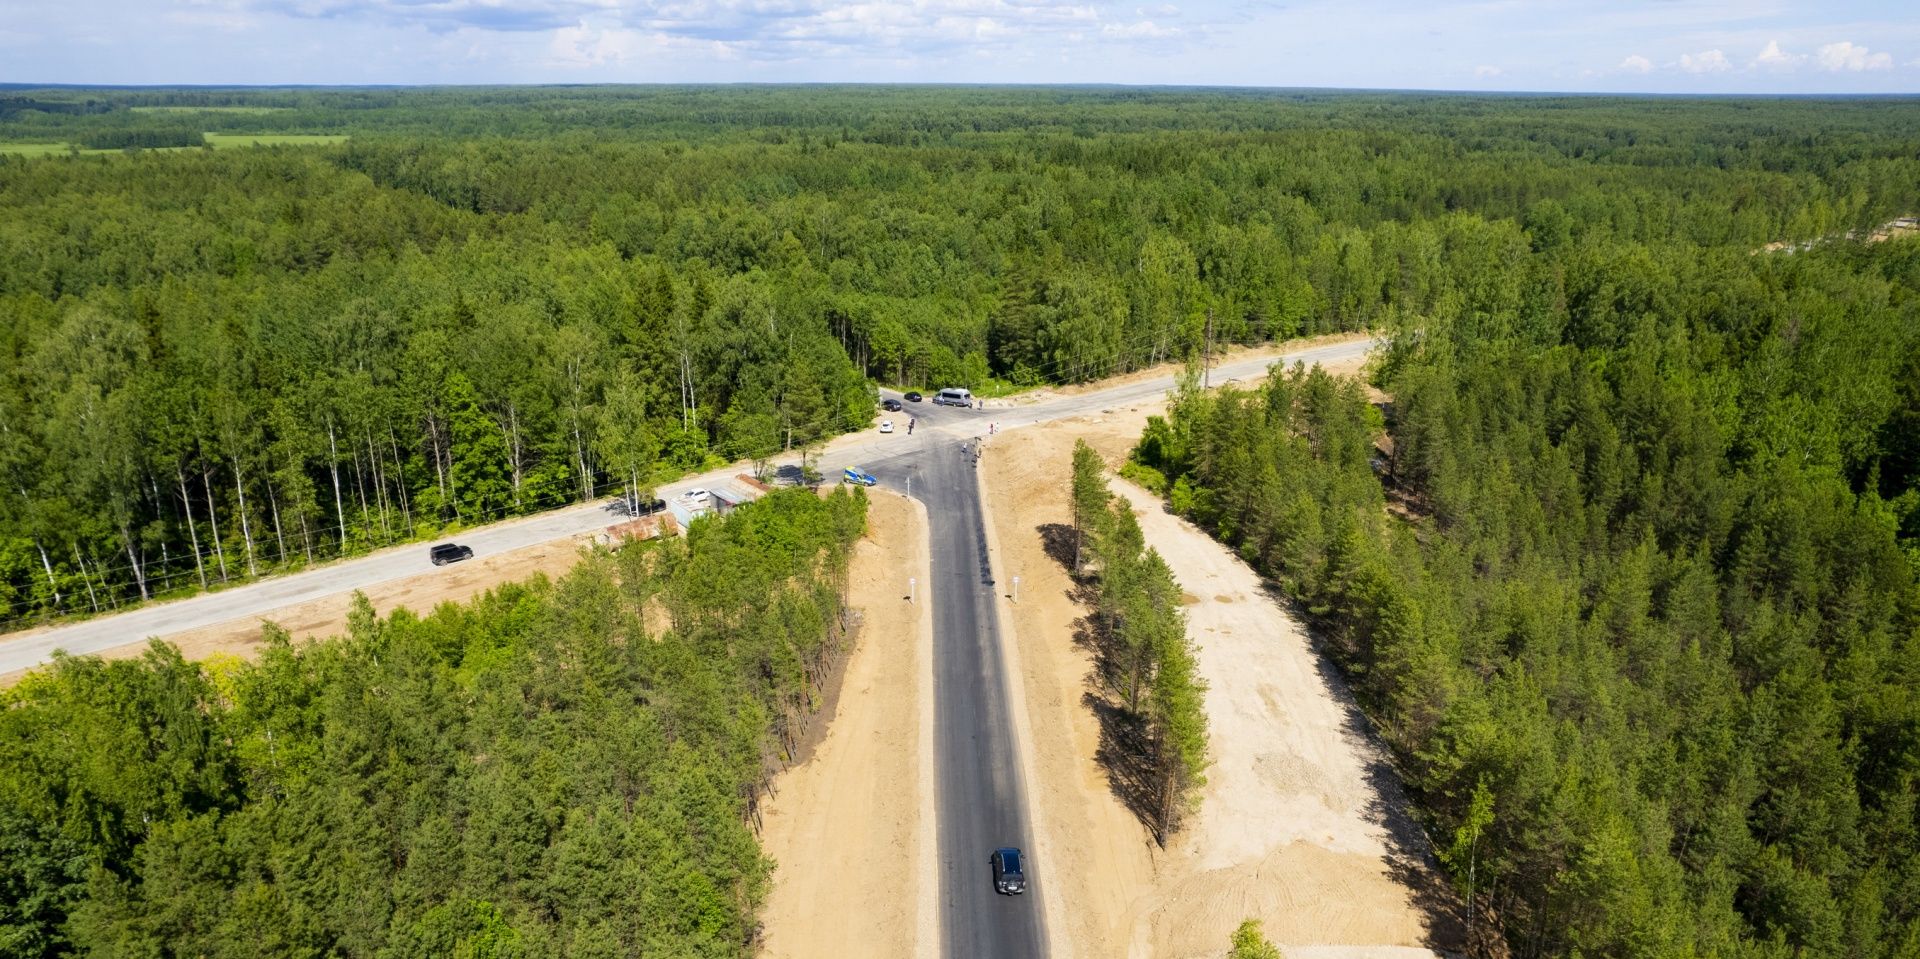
[1037,520,1177,844]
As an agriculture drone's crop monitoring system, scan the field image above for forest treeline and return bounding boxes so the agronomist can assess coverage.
[0,486,869,958]
[1067,439,1207,842]
[1128,229,1920,956]
[3,87,1919,625]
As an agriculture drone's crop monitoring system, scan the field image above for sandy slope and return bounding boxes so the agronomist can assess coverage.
[756,490,936,959]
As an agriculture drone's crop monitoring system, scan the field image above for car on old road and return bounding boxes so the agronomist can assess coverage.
[904,391,923,403]
[881,398,903,412]
[990,848,1026,895]
[429,543,474,566]
[842,466,878,486]
[934,387,974,407]
[879,419,895,433]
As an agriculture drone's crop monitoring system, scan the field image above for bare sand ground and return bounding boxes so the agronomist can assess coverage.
[979,424,1160,959]
[992,332,1374,409]
[1110,476,1460,958]
[0,531,599,685]
[977,342,1458,959]
[756,490,935,959]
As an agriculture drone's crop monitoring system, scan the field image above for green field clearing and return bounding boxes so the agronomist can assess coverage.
[129,105,292,114]
[203,133,348,147]
[0,142,81,156]
[0,133,348,156]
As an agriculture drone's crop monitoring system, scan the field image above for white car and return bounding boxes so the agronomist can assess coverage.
[879,420,895,434]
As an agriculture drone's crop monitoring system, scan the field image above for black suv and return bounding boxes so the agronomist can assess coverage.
[881,398,903,412]
[904,391,923,403]
[429,543,474,566]
[990,848,1026,895]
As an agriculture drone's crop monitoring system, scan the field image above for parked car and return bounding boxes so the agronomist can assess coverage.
[904,391,923,403]
[842,466,878,487]
[881,398,903,412]
[879,420,895,434]
[934,387,974,407]
[429,543,474,566]
[990,848,1027,895]
[636,498,667,516]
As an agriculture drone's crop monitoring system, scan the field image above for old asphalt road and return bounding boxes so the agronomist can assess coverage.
[0,337,1372,678]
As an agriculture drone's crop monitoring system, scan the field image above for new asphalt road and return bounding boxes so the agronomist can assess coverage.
[0,335,1376,956]
[864,395,1048,956]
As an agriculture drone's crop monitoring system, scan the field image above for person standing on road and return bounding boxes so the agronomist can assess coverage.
[908,417,915,435]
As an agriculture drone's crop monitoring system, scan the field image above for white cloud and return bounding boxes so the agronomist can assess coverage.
[1678,49,1730,73]
[1102,20,1179,40]
[1473,64,1502,77]
[1753,39,1803,71]
[1816,41,1892,72]
[1618,54,1652,74]
[548,23,725,67]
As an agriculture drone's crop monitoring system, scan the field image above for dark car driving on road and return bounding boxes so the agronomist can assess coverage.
[881,398,903,412]
[990,848,1026,895]
[430,543,474,566]
[904,391,923,402]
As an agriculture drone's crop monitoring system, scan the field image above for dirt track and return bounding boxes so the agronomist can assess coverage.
[975,342,1459,958]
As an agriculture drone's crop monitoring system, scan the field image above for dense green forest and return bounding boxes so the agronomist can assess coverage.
[4,86,1920,627]
[2,84,1919,958]
[0,486,868,958]
[1129,227,1920,954]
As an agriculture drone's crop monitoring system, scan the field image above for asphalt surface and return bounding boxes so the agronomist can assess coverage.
[866,396,1048,957]
[0,335,1376,956]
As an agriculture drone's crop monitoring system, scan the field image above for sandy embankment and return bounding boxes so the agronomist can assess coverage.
[977,341,1460,959]
[756,490,936,959]
[0,532,599,685]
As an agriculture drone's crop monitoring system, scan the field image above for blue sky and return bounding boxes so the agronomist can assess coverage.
[3,0,1917,90]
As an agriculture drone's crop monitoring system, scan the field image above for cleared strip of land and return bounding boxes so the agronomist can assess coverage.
[0,133,346,155]
[974,340,1458,958]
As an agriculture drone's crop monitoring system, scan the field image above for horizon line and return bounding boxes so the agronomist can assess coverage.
[4,80,1919,98]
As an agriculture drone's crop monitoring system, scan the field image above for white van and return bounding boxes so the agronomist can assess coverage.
[934,387,974,407]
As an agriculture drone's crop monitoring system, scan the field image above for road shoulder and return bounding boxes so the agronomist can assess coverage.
[755,490,935,959]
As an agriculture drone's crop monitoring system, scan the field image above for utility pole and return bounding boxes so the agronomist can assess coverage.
[1202,308,1215,389]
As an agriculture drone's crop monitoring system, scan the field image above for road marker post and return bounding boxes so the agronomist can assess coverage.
[909,576,916,605]
[1012,575,1020,604]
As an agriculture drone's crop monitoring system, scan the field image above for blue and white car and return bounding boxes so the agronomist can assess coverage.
[842,467,878,487]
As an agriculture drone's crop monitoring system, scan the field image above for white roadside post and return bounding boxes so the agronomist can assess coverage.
[1012,575,1020,604]
[909,576,916,605]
